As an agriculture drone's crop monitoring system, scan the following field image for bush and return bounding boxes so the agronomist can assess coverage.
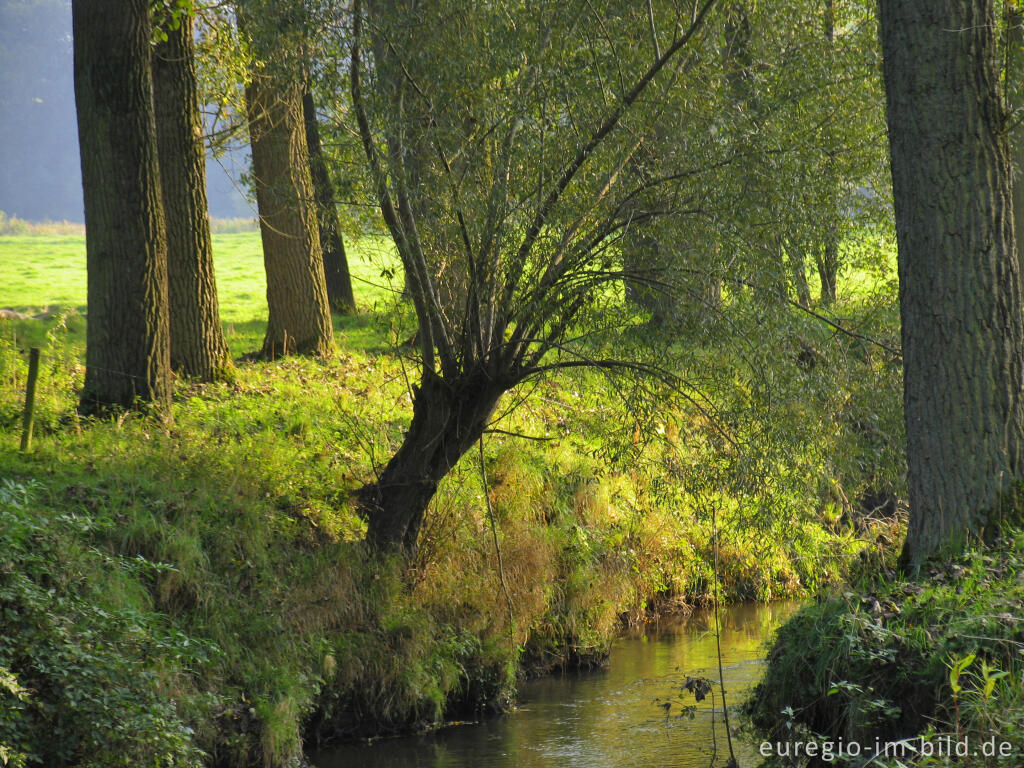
[745,534,1024,767]
[0,480,209,767]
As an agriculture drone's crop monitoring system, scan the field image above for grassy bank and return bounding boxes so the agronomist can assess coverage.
[0,233,892,766]
[745,535,1024,767]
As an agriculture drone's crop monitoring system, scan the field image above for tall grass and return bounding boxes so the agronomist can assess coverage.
[0,211,84,236]
[0,212,259,237]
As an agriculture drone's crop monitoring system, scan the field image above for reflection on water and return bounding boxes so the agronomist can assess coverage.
[308,602,799,768]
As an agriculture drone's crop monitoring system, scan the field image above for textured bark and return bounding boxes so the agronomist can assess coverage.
[817,0,840,309]
[880,0,1024,571]
[73,0,171,414]
[302,85,356,314]
[152,15,231,380]
[246,74,334,358]
[1007,5,1024,274]
[358,372,505,553]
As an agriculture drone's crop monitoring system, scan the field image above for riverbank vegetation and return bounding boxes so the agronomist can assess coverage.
[6,0,1024,765]
[2,231,896,765]
[747,532,1024,767]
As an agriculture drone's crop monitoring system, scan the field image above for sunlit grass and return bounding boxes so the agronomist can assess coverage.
[0,223,893,762]
[0,231,400,357]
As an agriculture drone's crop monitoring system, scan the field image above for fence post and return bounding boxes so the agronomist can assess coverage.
[20,347,40,452]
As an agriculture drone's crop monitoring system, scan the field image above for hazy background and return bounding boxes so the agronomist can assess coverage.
[0,0,251,222]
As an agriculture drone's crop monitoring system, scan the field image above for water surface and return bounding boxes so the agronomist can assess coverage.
[309,601,797,768]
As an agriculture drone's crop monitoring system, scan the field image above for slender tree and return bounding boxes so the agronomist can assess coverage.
[73,0,171,414]
[303,81,357,314]
[815,0,840,306]
[152,12,232,380]
[879,0,1024,571]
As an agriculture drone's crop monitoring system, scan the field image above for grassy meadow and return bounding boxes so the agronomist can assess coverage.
[0,229,899,766]
[0,231,401,354]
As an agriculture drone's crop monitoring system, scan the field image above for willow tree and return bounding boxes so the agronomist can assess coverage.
[879,0,1024,571]
[351,0,720,553]
[73,0,171,414]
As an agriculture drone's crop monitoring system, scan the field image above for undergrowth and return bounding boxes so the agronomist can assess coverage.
[745,534,1024,767]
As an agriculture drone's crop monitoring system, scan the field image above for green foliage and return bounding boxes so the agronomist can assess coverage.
[0,480,207,767]
[746,535,1024,767]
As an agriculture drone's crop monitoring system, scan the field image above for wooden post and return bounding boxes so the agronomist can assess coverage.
[20,348,40,452]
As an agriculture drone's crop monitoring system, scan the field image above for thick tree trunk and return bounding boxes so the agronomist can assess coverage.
[152,14,231,380]
[359,372,505,554]
[245,74,334,358]
[302,85,356,315]
[73,0,171,414]
[1007,5,1024,273]
[880,0,1024,571]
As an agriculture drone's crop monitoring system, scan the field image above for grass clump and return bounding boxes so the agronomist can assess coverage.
[745,534,1024,767]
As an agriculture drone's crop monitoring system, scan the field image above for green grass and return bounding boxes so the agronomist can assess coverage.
[0,235,88,312]
[0,232,401,356]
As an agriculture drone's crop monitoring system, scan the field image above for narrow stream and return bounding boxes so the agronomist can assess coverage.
[309,601,798,768]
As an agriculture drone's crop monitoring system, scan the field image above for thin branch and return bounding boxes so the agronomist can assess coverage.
[479,437,516,651]
[517,355,740,450]
[647,0,662,61]
[484,428,557,442]
[502,0,719,310]
[749,279,902,358]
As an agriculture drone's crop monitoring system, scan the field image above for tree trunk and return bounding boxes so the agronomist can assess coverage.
[1006,4,1024,274]
[622,229,680,325]
[879,0,1024,571]
[73,0,171,414]
[815,229,839,306]
[245,73,334,358]
[786,237,813,309]
[359,372,505,554]
[152,14,231,380]
[302,84,357,315]
[817,0,841,309]
[757,237,789,304]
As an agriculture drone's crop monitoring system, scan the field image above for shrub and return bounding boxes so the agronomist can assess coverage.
[0,480,209,767]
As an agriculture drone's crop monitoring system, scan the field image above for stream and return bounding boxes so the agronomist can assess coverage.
[308,601,799,768]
